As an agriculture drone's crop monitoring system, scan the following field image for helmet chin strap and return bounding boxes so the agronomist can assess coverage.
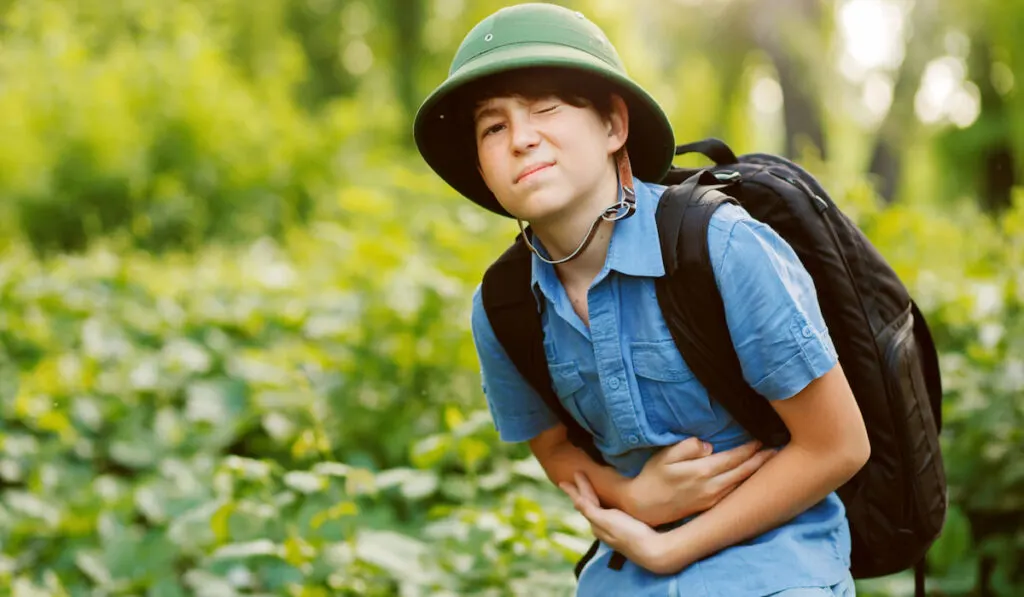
[518,148,637,266]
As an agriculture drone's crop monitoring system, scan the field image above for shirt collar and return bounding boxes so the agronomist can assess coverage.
[529,178,666,308]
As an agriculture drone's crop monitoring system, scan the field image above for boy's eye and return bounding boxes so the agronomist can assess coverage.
[482,123,505,137]
[535,103,559,114]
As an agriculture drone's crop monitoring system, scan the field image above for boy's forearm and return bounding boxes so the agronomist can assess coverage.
[533,437,634,513]
[650,442,864,574]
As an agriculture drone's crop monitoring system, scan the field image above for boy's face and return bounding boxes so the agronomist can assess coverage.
[473,90,627,223]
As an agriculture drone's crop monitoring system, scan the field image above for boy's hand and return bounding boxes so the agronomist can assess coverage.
[561,472,670,574]
[626,438,776,526]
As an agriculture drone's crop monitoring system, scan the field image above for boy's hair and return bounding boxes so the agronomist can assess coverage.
[454,67,617,158]
[460,67,615,121]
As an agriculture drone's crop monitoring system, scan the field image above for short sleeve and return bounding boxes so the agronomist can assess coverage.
[470,285,560,441]
[708,206,838,401]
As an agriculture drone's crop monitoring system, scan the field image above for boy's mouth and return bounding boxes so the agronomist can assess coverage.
[514,162,554,184]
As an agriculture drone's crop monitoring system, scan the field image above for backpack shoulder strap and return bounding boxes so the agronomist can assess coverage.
[480,236,605,463]
[654,171,791,447]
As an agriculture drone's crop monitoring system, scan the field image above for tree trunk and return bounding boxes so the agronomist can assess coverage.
[867,0,940,203]
[387,0,425,129]
[970,38,1016,213]
[749,0,826,159]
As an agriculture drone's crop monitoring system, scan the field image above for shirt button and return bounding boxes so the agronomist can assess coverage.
[627,435,639,445]
[802,325,815,338]
[609,377,620,389]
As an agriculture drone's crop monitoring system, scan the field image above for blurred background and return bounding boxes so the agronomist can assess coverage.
[0,0,1020,595]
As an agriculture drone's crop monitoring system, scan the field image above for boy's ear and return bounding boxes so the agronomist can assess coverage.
[606,94,629,154]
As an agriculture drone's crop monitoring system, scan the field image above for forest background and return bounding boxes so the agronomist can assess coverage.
[0,0,1021,595]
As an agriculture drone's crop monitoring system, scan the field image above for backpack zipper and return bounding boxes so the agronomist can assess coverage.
[883,306,926,532]
[768,170,830,213]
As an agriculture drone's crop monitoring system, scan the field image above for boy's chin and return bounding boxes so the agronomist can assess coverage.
[498,192,574,223]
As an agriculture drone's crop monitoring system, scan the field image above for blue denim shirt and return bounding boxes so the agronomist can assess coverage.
[470,179,851,596]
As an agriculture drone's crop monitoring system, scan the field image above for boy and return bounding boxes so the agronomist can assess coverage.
[414,4,869,596]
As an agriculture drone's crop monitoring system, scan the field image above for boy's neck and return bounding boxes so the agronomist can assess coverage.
[530,167,621,290]
[552,220,614,290]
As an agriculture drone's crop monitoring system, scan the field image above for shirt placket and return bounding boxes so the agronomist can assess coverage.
[587,275,643,447]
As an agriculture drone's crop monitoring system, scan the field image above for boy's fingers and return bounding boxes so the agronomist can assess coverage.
[703,440,763,476]
[576,496,602,522]
[710,448,776,491]
[574,472,601,506]
[657,437,709,463]
[560,482,583,510]
[590,523,610,545]
[581,506,610,532]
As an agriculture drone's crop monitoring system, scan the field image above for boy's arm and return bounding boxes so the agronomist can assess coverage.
[623,209,868,573]
[529,423,634,511]
[645,363,869,574]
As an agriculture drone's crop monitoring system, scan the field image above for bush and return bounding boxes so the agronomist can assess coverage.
[1,167,1023,595]
[0,0,331,254]
[0,159,585,596]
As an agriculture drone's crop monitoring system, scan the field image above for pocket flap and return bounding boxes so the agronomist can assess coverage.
[632,340,693,383]
[548,361,586,396]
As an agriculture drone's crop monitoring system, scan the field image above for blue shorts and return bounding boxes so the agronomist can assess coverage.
[575,541,856,597]
[766,571,856,596]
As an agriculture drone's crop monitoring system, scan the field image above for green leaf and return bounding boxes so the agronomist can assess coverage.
[456,437,490,473]
[167,499,223,552]
[409,434,451,469]
[927,504,974,574]
[354,530,434,585]
[444,405,465,431]
[344,468,377,497]
[310,501,359,530]
[282,535,316,568]
[210,539,281,560]
[376,468,439,500]
[74,551,111,586]
[283,471,327,494]
[311,462,352,478]
[210,501,236,544]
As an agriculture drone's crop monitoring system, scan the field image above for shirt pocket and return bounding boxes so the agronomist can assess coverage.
[548,361,606,442]
[631,339,725,438]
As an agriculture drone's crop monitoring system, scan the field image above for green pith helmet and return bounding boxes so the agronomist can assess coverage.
[413,2,675,217]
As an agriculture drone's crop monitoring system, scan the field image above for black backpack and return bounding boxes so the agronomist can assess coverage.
[480,139,947,595]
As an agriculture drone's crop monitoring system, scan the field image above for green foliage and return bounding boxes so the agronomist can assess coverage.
[0,0,330,254]
[1,164,1023,596]
[0,165,578,595]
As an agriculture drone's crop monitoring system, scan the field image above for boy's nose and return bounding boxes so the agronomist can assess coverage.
[510,117,541,154]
